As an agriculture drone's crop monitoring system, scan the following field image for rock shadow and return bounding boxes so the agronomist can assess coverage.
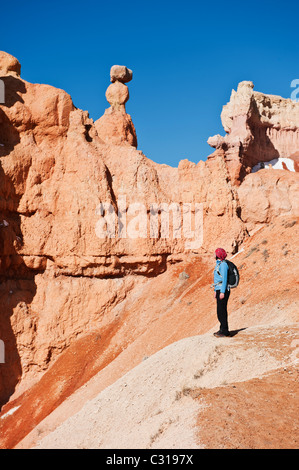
[0,161,41,410]
[246,101,281,169]
[0,75,26,156]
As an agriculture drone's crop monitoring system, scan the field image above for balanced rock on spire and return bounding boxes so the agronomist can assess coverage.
[95,65,137,147]
[110,65,133,84]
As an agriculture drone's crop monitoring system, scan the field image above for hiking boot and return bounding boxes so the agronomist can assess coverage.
[213,331,230,338]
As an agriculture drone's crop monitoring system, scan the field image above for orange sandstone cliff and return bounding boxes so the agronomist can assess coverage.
[0,52,298,449]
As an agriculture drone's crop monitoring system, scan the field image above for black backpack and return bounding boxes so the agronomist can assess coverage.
[217,260,240,289]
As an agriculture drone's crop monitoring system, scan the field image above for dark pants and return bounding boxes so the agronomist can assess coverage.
[216,289,230,335]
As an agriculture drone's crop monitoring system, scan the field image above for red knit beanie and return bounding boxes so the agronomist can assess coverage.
[215,248,227,260]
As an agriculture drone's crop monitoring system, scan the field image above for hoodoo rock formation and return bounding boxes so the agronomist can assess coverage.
[208,80,299,184]
[0,51,298,449]
[95,65,137,147]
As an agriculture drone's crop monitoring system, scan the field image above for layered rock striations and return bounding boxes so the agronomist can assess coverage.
[0,51,298,411]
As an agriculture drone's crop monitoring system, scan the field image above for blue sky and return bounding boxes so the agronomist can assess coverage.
[1,0,299,166]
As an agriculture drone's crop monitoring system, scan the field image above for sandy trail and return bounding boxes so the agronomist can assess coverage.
[33,324,295,449]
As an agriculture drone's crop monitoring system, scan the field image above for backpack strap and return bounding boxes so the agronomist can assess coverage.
[216,260,224,277]
[211,260,224,289]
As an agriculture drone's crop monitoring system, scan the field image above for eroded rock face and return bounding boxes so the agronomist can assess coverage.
[0,52,298,407]
[0,51,21,76]
[208,80,299,184]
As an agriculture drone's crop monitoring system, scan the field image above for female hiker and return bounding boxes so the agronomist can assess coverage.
[213,248,230,337]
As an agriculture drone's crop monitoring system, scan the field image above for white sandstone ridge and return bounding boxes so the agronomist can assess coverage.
[221,81,299,133]
[33,328,282,449]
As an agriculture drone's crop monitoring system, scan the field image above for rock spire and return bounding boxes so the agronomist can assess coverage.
[95,65,137,147]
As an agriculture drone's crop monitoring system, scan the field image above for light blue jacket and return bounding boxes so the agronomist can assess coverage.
[214,260,228,293]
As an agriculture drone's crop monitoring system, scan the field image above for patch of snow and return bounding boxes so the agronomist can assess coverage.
[229,248,244,260]
[1,406,20,419]
[252,158,295,173]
